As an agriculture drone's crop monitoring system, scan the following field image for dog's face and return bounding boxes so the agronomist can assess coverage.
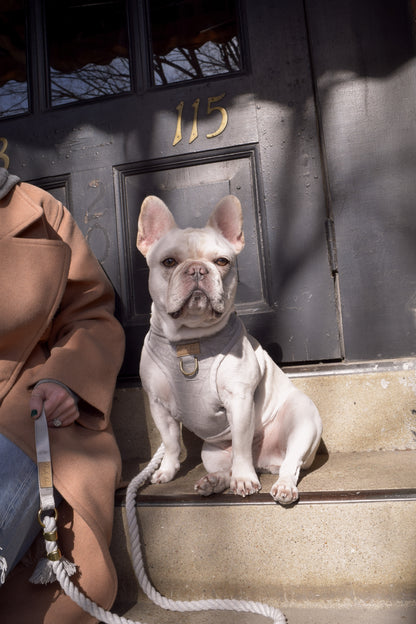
[137,195,245,341]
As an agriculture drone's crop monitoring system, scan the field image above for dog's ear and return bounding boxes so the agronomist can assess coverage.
[137,196,176,256]
[207,195,245,254]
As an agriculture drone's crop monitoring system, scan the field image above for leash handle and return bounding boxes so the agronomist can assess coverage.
[33,408,64,566]
[34,408,56,514]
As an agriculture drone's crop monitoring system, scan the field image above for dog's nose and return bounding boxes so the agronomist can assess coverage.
[187,264,208,279]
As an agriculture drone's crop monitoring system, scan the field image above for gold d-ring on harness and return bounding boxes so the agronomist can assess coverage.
[179,356,199,377]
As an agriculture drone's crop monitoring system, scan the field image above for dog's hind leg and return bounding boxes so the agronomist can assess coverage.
[269,393,322,505]
[194,441,232,496]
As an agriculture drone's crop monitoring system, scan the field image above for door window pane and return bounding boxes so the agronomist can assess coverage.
[0,0,28,118]
[45,0,131,106]
[150,0,241,86]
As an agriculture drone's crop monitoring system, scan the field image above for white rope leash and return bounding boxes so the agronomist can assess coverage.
[33,411,286,624]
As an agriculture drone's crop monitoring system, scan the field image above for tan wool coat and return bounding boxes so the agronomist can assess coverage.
[0,176,125,623]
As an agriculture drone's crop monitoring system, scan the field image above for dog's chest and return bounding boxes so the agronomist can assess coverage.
[144,315,243,441]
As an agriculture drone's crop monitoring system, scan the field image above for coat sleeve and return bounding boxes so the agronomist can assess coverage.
[32,202,125,429]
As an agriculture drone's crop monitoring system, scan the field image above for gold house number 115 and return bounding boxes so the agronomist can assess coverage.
[173,93,228,146]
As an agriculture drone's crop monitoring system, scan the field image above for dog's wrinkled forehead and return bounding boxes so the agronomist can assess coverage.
[149,225,235,264]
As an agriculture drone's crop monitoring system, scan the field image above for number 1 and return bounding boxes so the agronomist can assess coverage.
[172,101,184,146]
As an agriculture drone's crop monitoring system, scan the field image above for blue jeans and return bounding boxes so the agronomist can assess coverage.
[0,434,60,581]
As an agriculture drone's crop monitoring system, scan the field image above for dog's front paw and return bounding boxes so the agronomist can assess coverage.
[230,474,261,498]
[150,468,174,484]
[271,478,299,505]
[194,471,230,496]
[150,457,180,484]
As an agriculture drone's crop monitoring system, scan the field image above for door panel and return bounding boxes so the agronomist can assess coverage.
[0,0,342,380]
[242,0,341,364]
[306,0,416,359]
[115,146,273,371]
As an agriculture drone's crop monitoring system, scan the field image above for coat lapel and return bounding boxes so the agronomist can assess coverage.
[0,236,71,399]
[0,184,45,238]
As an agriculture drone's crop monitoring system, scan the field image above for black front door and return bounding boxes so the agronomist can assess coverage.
[1,0,348,379]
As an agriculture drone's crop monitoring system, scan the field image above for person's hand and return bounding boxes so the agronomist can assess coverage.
[30,382,79,428]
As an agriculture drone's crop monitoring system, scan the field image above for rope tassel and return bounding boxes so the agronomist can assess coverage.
[30,512,76,585]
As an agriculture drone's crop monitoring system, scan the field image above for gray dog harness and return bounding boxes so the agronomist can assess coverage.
[143,313,245,443]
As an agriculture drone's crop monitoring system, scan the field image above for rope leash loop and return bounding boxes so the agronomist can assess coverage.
[33,411,286,624]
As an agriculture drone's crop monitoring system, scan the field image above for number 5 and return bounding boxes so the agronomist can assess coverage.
[206,93,228,139]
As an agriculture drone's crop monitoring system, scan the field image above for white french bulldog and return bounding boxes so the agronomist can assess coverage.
[137,194,322,504]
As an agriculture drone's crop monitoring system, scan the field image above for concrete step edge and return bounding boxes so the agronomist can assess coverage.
[115,449,416,506]
[116,487,416,507]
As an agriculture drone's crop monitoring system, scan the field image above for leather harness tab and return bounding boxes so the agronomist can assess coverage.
[176,341,200,357]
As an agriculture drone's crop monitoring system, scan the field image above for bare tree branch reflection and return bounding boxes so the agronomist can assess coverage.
[153,38,240,85]
[50,57,130,105]
[0,80,28,117]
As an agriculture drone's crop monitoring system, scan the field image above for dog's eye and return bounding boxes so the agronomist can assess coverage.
[162,257,177,268]
[214,257,230,267]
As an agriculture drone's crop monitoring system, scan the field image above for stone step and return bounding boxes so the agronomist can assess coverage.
[106,600,416,624]
[110,449,416,605]
[109,489,416,623]
[108,359,416,622]
[112,357,416,462]
[122,448,416,499]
